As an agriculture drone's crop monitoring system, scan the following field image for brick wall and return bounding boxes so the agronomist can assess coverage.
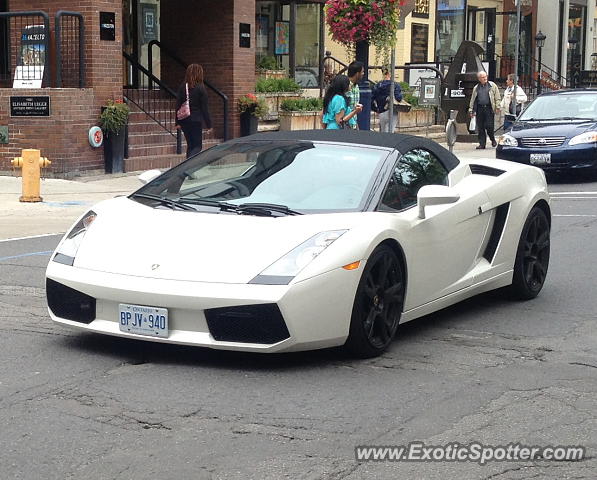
[161,0,255,139]
[0,88,104,176]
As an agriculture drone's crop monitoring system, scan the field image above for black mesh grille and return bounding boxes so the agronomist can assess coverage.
[46,278,96,324]
[469,164,506,176]
[205,304,290,344]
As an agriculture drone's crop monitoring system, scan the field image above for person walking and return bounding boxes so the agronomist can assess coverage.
[469,71,501,149]
[175,63,212,158]
[346,61,365,129]
[322,74,361,129]
[372,67,403,133]
[501,73,527,131]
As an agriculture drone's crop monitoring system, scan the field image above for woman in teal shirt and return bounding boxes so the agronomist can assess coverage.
[322,75,361,129]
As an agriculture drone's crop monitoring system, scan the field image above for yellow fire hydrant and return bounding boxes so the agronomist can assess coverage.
[11,149,51,203]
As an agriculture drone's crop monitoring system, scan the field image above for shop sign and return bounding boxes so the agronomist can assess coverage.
[10,96,50,117]
[450,89,465,98]
[100,12,116,41]
[420,78,441,106]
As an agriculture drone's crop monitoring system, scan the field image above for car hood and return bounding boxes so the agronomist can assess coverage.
[71,197,364,283]
[509,120,597,139]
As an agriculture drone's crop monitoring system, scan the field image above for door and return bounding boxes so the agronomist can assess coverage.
[0,0,8,86]
[378,148,492,309]
[467,8,497,78]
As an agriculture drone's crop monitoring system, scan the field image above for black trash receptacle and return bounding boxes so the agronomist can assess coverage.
[104,129,125,173]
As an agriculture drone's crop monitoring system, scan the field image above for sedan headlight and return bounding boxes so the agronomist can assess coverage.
[569,131,597,146]
[250,230,347,285]
[498,134,518,147]
[52,210,97,266]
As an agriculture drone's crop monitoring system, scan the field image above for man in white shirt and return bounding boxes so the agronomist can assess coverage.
[501,74,527,131]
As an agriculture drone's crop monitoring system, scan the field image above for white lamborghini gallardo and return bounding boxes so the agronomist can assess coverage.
[46,131,551,357]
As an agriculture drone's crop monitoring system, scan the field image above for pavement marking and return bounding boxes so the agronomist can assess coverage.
[0,233,63,243]
[550,192,597,196]
[0,251,53,262]
[553,214,597,217]
[551,197,597,200]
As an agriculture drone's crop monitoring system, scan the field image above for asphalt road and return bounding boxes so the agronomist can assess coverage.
[1,178,596,480]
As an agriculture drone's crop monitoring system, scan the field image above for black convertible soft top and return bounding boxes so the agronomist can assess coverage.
[229,130,460,172]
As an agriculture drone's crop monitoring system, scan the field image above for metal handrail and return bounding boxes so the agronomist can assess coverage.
[0,11,51,86]
[122,51,182,154]
[148,39,229,141]
[55,11,84,88]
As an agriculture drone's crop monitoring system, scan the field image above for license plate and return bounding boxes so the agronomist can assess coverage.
[119,304,168,338]
[530,153,551,165]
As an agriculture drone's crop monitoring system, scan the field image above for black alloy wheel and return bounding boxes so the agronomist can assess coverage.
[510,206,550,300]
[345,245,404,358]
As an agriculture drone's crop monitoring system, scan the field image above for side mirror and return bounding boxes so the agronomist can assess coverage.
[417,184,460,219]
[138,169,162,185]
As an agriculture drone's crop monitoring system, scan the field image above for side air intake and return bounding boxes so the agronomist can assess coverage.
[469,164,506,176]
[483,203,510,262]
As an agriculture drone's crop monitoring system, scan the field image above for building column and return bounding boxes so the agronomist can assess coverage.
[585,2,595,70]
[560,0,570,79]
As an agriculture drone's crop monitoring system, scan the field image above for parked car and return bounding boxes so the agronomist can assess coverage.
[46,130,551,357]
[496,89,597,172]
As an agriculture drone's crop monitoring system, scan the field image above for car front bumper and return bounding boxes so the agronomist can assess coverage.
[46,261,361,353]
[496,143,597,171]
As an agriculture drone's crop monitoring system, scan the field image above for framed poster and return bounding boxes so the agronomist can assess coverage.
[256,14,269,50]
[275,21,289,55]
[141,3,158,44]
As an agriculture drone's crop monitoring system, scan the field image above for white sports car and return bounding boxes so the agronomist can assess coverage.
[46,131,551,357]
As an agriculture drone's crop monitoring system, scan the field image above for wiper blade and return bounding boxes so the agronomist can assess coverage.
[236,203,302,216]
[177,197,239,211]
[130,193,196,211]
[539,116,592,121]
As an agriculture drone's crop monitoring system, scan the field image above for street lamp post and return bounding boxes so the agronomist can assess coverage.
[535,31,546,95]
[355,40,371,131]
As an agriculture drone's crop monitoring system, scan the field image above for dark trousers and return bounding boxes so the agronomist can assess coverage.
[476,105,496,147]
[179,119,203,158]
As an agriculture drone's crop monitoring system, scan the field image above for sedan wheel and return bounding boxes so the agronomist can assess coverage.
[509,206,550,300]
[345,245,404,358]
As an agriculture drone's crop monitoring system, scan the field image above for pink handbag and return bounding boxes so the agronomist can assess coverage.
[176,83,191,121]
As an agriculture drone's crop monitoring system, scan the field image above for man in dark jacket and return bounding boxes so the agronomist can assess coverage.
[372,67,403,133]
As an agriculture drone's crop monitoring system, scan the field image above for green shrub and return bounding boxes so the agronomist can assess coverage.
[256,77,303,93]
[257,55,279,70]
[99,99,130,133]
[280,97,323,112]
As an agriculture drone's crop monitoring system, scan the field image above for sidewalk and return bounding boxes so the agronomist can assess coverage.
[0,141,496,241]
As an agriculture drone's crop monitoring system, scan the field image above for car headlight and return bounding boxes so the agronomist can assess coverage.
[498,134,518,147]
[52,210,97,266]
[569,131,597,146]
[249,230,347,285]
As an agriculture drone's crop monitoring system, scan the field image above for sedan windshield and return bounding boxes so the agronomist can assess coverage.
[134,141,390,213]
[519,92,597,121]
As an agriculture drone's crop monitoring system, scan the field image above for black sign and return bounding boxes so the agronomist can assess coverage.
[100,12,116,41]
[239,23,251,48]
[141,4,158,44]
[579,70,597,87]
[10,96,50,117]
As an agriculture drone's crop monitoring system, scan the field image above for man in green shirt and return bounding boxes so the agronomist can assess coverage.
[347,61,364,129]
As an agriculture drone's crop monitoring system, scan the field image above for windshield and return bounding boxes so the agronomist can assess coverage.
[519,93,597,121]
[134,141,390,213]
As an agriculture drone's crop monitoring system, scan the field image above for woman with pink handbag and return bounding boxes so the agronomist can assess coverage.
[175,64,212,158]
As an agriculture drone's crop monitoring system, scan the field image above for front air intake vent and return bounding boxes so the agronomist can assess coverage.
[46,279,96,323]
[469,164,506,176]
[205,304,290,344]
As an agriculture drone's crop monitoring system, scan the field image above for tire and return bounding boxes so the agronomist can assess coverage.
[509,206,550,300]
[345,245,405,358]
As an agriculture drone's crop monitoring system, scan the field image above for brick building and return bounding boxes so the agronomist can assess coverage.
[1,0,302,177]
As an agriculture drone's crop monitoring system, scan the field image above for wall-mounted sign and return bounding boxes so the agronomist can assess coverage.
[450,89,465,98]
[13,24,46,88]
[88,126,104,148]
[141,3,158,44]
[580,70,597,87]
[0,126,8,144]
[239,23,251,48]
[10,96,50,117]
[413,0,430,18]
[100,12,116,41]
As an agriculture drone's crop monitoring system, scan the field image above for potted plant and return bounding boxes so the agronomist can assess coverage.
[255,77,303,121]
[279,97,324,131]
[256,55,286,80]
[238,93,267,137]
[99,99,129,173]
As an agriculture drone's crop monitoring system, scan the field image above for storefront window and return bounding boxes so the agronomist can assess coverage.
[436,0,465,62]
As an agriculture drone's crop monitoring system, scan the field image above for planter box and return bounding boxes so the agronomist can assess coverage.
[279,111,323,131]
[256,69,286,80]
[256,92,303,121]
[396,108,434,128]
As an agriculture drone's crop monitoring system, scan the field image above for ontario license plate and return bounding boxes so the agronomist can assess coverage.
[119,304,168,338]
[530,153,551,165]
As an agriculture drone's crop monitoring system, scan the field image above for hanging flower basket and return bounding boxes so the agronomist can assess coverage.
[325,0,406,63]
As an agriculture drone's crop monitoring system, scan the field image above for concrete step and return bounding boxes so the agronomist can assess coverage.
[124,140,222,172]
